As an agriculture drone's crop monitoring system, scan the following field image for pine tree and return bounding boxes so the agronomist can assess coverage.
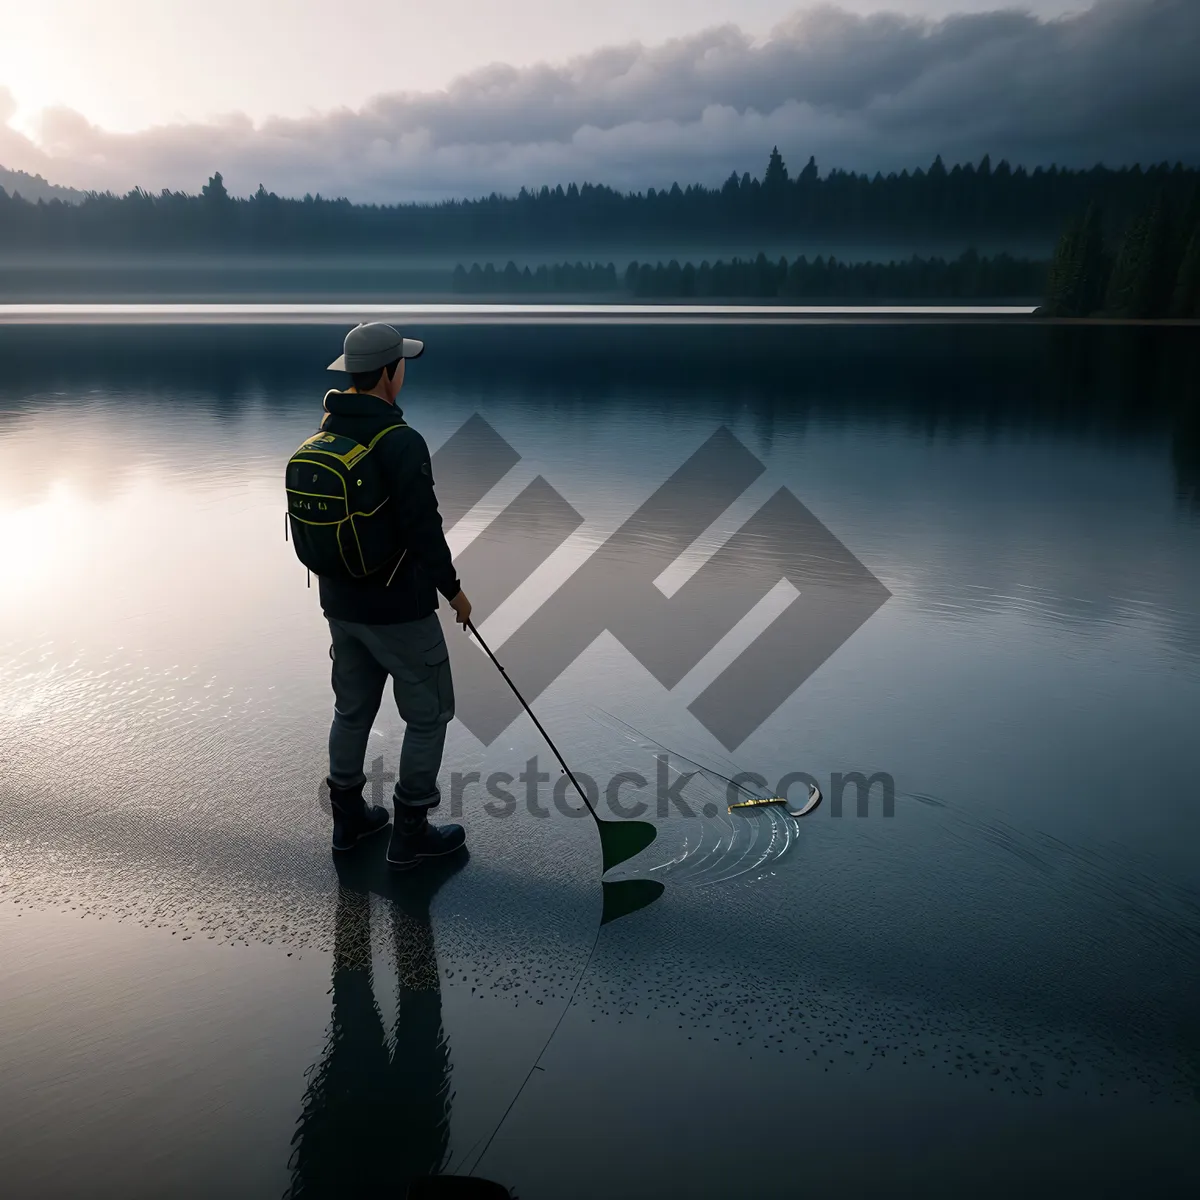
[1168,185,1200,318]
[764,146,789,190]
[1105,211,1150,317]
[1041,204,1108,317]
[1041,214,1082,315]
[763,147,789,228]
[201,172,229,203]
[1075,203,1108,316]
[1127,193,1175,317]
[1171,221,1200,318]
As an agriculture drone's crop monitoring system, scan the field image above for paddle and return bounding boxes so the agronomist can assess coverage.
[465,618,660,878]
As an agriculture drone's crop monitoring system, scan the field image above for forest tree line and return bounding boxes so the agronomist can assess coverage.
[451,251,1047,300]
[452,186,1200,309]
[1,150,1199,251]
[1040,190,1200,318]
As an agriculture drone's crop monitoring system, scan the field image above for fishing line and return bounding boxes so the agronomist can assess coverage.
[455,919,606,1179]
[442,623,662,1182]
[591,706,820,816]
[590,705,769,802]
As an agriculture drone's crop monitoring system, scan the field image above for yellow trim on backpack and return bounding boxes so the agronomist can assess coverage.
[288,487,343,501]
[297,422,407,469]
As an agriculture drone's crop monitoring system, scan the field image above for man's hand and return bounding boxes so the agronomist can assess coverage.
[449,590,473,629]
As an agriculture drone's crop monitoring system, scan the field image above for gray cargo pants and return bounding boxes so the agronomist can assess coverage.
[327,612,455,813]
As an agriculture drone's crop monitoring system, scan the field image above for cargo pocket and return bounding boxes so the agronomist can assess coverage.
[381,617,454,726]
[429,651,455,724]
[413,619,454,723]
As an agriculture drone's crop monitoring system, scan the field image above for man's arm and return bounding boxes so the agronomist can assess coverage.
[386,429,472,625]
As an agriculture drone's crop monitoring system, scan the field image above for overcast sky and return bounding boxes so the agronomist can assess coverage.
[1,0,1196,201]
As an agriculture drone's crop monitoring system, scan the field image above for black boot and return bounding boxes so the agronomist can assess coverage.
[386,806,466,871]
[328,779,391,851]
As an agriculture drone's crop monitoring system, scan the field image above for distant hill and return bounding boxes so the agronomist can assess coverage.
[0,165,83,203]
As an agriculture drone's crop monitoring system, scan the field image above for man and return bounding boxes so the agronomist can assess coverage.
[317,322,472,870]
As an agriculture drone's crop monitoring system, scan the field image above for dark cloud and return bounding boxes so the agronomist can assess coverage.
[1,0,1197,202]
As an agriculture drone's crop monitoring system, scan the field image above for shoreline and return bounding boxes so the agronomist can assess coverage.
[2,301,1198,326]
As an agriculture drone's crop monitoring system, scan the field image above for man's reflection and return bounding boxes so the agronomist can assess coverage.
[284,849,466,1198]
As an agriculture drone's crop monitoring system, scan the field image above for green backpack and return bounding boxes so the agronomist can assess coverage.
[285,420,407,581]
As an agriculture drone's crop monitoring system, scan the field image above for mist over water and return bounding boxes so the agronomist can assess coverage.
[1,322,1198,1197]
[0,239,1057,303]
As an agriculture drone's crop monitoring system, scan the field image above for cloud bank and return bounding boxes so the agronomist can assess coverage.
[1,0,1197,203]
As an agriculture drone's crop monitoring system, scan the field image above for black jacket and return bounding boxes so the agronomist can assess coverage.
[315,390,460,625]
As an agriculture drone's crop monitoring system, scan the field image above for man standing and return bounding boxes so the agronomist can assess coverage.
[316,322,472,870]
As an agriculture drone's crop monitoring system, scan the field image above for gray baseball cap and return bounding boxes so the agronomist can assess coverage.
[327,322,425,372]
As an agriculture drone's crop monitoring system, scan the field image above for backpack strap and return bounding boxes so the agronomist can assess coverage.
[354,421,407,463]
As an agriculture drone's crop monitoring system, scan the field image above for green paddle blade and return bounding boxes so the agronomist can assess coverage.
[601,878,666,926]
[596,817,657,874]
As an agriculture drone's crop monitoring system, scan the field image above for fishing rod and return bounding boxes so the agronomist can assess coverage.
[466,618,658,874]
[468,618,599,818]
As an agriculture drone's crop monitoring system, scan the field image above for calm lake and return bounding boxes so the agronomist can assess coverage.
[1,322,1198,1198]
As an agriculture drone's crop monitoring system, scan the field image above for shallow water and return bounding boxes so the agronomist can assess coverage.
[1,323,1198,1197]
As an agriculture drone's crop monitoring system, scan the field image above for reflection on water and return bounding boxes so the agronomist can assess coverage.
[1,322,1199,1196]
[0,321,1195,494]
[287,852,463,1199]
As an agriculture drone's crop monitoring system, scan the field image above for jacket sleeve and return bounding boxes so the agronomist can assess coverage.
[385,429,461,601]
